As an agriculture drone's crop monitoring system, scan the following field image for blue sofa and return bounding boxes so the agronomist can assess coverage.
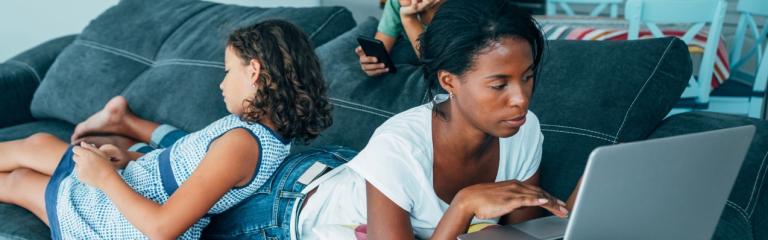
[0,0,765,239]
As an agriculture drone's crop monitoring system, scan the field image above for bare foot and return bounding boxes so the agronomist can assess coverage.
[70,96,133,143]
[72,135,137,150]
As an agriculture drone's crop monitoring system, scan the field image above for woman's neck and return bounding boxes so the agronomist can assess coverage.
[432,102,497,163]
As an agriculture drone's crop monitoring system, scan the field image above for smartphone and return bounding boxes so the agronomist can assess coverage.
[356,35,397,73]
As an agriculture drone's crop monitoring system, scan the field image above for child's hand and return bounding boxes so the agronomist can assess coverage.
[72,142,119,189]
[97,144,133,169]
[399,0,441,16]
[72,134,136,150]
[356,46,389,76]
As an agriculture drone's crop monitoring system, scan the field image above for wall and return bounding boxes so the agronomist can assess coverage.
[323,0,382,23]
[0,0,119,61]
[0,0,337,61]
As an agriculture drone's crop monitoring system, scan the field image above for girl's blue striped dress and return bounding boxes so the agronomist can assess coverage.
[44,114,291,239]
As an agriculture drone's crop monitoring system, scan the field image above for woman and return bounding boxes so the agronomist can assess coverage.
[297,0,568,239]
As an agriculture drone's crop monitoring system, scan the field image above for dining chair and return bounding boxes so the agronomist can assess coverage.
[707,0,768,118]
[625,0,727,114]
[546,0,624,18]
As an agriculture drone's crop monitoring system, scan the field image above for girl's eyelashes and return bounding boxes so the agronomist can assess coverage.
[224,69,230,74]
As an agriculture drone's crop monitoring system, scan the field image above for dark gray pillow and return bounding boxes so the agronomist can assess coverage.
[531,38,692,199]
[647,112,768,240]
[30,0,356,132]
[296,17,429,152]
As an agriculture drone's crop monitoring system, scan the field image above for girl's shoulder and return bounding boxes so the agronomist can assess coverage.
[194,114,289,146]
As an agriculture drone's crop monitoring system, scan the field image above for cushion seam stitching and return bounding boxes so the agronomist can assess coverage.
[332,102,392,118]
[540,124,614,139]
[541,128,614,143]
[747,151,768,217]
[329,98,396,115]
[615,39,675,141]
[6,60,42,82]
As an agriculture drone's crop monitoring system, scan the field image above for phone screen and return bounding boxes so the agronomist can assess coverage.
[357,36,397,73]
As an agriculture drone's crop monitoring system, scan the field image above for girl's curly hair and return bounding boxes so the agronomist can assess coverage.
[228,20,332,143]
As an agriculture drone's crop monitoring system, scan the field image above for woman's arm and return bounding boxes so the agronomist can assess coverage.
[73,129,259,239]
[566,177,583,211]
[365,179,568,240]
[366,182,416,239]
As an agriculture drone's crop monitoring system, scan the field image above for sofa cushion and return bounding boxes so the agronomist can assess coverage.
[648,111,768,240]
[30,0,356,132]
[531,38,692,199]
[0,35,76,129]
[0,120,74,240]
[0,204,49,240]
[0,120,74,142]
[295,17,429,152]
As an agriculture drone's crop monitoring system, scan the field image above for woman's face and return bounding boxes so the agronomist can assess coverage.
[447,37,535,138]
[220,46,260,115]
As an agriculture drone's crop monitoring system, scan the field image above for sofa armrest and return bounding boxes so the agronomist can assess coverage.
[648,112,768,239]
[0,35,76,128]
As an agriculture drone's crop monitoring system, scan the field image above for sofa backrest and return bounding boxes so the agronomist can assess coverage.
[30,0,356,132]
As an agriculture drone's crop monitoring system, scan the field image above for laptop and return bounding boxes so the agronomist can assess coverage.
[458,125,756,240]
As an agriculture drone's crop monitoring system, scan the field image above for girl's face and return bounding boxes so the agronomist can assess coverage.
[220,46,260,115]
[443,37,535,138]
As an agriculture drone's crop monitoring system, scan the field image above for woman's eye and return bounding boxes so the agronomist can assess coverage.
[491,84,507,90]
[224,70,230,74]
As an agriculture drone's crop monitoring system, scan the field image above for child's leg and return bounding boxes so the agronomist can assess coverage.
[71,96,161,143]
[0,168,51,225]
[0,133,69,175]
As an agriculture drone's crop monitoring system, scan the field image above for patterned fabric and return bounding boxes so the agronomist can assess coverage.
[150,124,190,149]
[127,142,155,154]
[50,114,291,239]
[127,124,191,154]
[541,24,730,90]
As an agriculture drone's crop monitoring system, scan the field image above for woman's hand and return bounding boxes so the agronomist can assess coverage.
[399,0,442,16]
[456,180,569,220]
[72,141,120,189]
[355,46,389,77]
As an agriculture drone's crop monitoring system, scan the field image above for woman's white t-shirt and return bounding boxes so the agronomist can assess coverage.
[297,102,544,239]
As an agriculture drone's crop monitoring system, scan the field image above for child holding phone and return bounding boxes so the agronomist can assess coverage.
[356,0,443,77]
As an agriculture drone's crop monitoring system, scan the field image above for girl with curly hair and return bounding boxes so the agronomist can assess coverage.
[0,19,332,239]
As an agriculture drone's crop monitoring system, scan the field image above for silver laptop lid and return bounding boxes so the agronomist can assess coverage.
[564,125,756,240]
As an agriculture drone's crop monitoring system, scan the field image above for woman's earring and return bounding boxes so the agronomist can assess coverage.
[449,91,455,100]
